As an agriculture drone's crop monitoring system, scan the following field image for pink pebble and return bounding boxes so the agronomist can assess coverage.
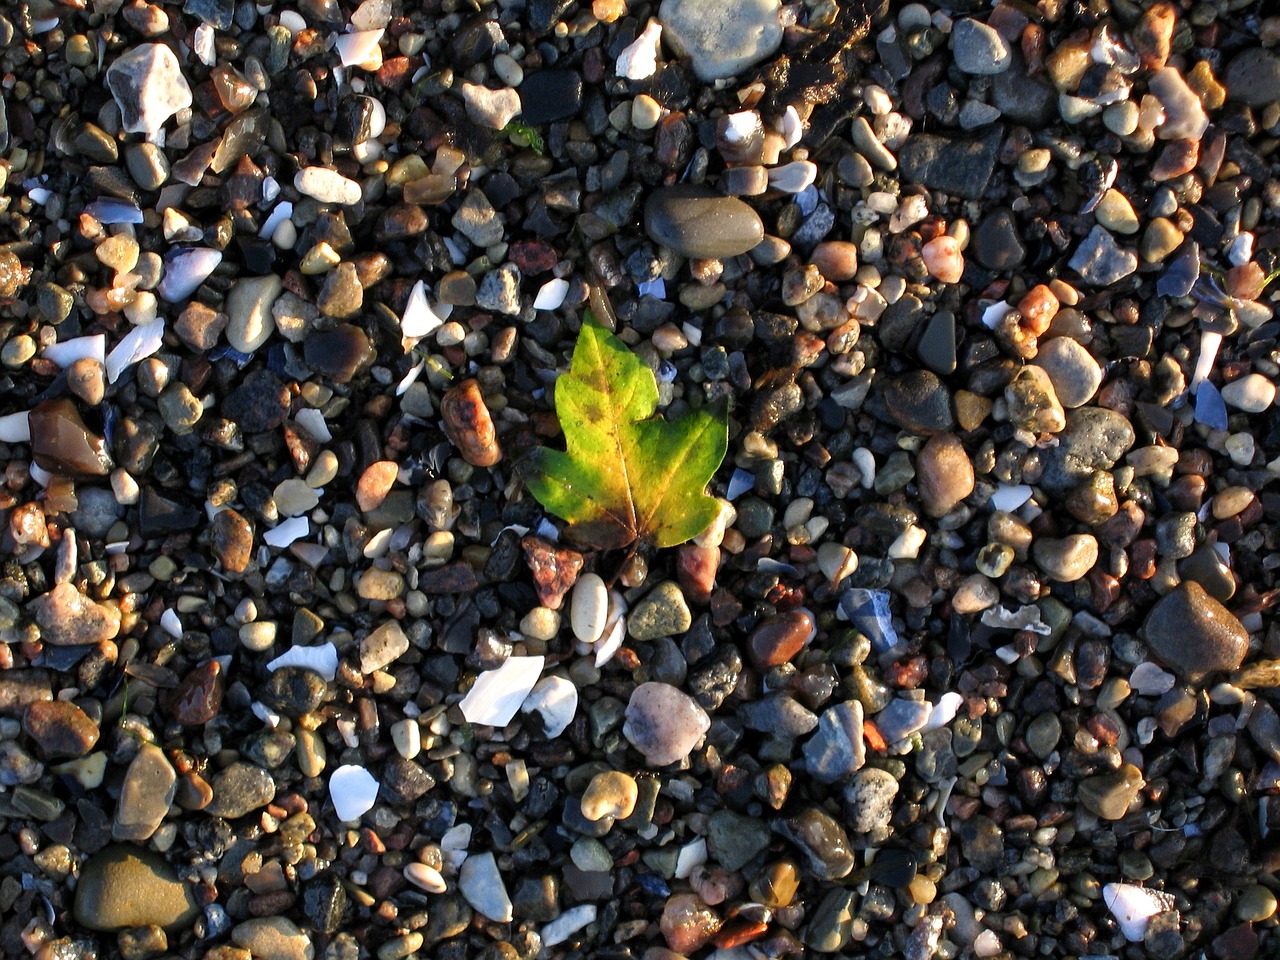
[922,236,964,283]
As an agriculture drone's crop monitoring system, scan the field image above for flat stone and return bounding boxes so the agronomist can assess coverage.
[206,761,277,819]
[624,682,710,766]
[802,700,866,783]
[1069,225,1137,286]
[972,207,1026,270]
[1035,338,1103,408]
[1079,763,1144,820]
[917,310,956,376]
[951,18,1010,75]
[706,809,770,871]
[898,126,1002,201]
[883,370,954,434]
[232,917,314,960]
[113,743,176,842]
[658,0,783,82]
[28,398,113,478]
[459,852,513,922]
[360,621,410,673]
[74,845,200,932]
[1038,407,1136,494]
[773,806,855,880]
[518,70,583,124]
[35,581,121,646]
[1142,581,1248,684]
[1224,48,1280,107]
[644,184,764,259]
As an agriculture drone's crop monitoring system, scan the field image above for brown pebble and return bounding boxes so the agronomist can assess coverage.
[356,461,399,512]
[211,508,254,574]
[27,397,114,478]
[521,535,583,610]
[916,433,974,518]
[168,661,224,726]
[748,610,815,670]
[441,378,502,467]
[676,543,719,605]
[66,357,107,405]
[35,581,122,646]
[23,699,100,758]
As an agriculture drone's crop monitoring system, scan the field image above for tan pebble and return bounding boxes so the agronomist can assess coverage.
[441,378,502,467]
[921,235,963,283]
[580,770,639,821]
[916,433,974,518]
[356,461,399,512]
[955,391,993,432]
[1017,284,1059,336]
[1212,486,1254,520]
[809,241,859,282]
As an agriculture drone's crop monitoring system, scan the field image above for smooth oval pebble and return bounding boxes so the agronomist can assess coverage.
[1142,581,1248,683]
[623,681,711,766]
[580,770,639,821]
[571,572,608,645]
[748,610,816,670]
[643,184,764,259]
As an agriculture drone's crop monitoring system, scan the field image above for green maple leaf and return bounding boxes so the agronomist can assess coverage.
[522,313,728,550]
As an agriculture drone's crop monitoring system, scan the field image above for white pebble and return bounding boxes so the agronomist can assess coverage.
[401,279,445,338]
[295,167,363,205]
[106,319,165,384]
[404,862,446,894]
[0,411,31,444]
[1221,372,1276,413]
[334,29,384,69]
[673,838,708,879]
[767,160,817,194]
[542,905,597,947]
[533,277,569,311]
[1103,883,1174,942]
[157,249,221,302]
[616,20,662,80]
[570,573,608,644]
[263,516,309,548]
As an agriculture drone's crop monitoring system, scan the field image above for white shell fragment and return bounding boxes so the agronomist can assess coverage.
[295,167,364,206]
[616,20,662,80]
[533,278,569,311]
[673,838,708,879]
[105,43,193,138]
[329,764,381,821]
[157,248,222,302]
[401,280,445,339]
[521,675,578,739]
[335,29,385,69]
[990,484,1033,512]
[267,642,339,682]
[1103,883,1175,942]
[460,655,544,727]
[263,516,309,548]
[543,905,597,947]
[43,334,106,368]
[105,319,166,384]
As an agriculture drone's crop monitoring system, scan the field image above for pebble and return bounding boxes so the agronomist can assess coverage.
[1104,883,1175,943]
[157,247,222,302]
[459,81,521,129]
[1032,534,1098,582]
[543,904,597,947]
[644,185,764,259]
[519,70,583,124]
[23,699,99,758]
[205,761,276,819]
[113,743,176,842]
[225,274,283,353]
[74,845,200,932]
[773,806,855,880]
[1034,338,1102,408]
[211,508,254,573]
[883,370,954,434]
[921,235,964,283]
[571,572,608,644]
[295,167,363,205]
[359,621,409,673]
[1221,373,1276,413]
[747,609,815,670]
[842,767,899,834]
[1093,189,1139,235]
[628,581,691,640]
[916,433,974,517]
[441,378,503,467]
[232,917,314,960]
[951,18,1010,75]
[28,397,114,478]
[1148,66,1209,140]
[1142,581,1248,683]
[1068,225,1137,286]
[872,697,932,745]
[459,852,514,922]
[35,580,121,645]
[1079,763,1145,820]
[1038,407,1135,494]
[105,43,193,137]
[624,682,711,766]
[581,770,639,821]
[658,0,783,81]
[521,675,578,738]
[170,661,224,725]
[898,127,1002,201]
[1224,48,1280,107]
[802,700,866,782]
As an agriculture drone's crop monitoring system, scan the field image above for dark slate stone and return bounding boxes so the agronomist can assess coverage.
[898,125,1003,201]
[519,71,584,124]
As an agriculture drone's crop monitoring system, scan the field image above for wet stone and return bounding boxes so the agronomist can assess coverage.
[773,806,855,880]
[28,397,113,478]
[748,610,814,670]
[74,845,200,932]
[644,184,764,259]
[1079,763,1144,820]
[206,762,277,819]
[1142,581,1248,684]
[883,370,954,434]
[23,700,99,758]
[441,378,502,467]
[518,70,583,124]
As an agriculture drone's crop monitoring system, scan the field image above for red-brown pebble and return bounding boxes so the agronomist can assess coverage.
[660,893,722,955]
[747,610,815,670]
[23,699,100,758]
[676,543,719,605]
[441,378,502,467]
[169,661,225,726]
[210,508,253,574]
[521,535,583,610]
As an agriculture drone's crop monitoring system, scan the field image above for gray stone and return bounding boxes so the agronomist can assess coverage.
[452,189,505,248]
[1068,225,1137,286]
[802,701,866,782]
[951,19,1010,75]
[991,50,1055,125]
[458,852,513,922]
[205,761,277,819]
[898,126,1003,201]
[113,743,176,841]
[1225,48,1280,108]
[842,767,900,834]
[706,809,770,871]
[1038,407,1135,494]
[643,184,764,259]
[658,0,783,82]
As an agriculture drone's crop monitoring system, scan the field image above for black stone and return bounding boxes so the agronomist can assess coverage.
[519,71,583,125]
[972,208,1026,271]
[898,126,1003,201]
[223,369,290,433]
[302,874,348,935]
[138,488,201,536]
